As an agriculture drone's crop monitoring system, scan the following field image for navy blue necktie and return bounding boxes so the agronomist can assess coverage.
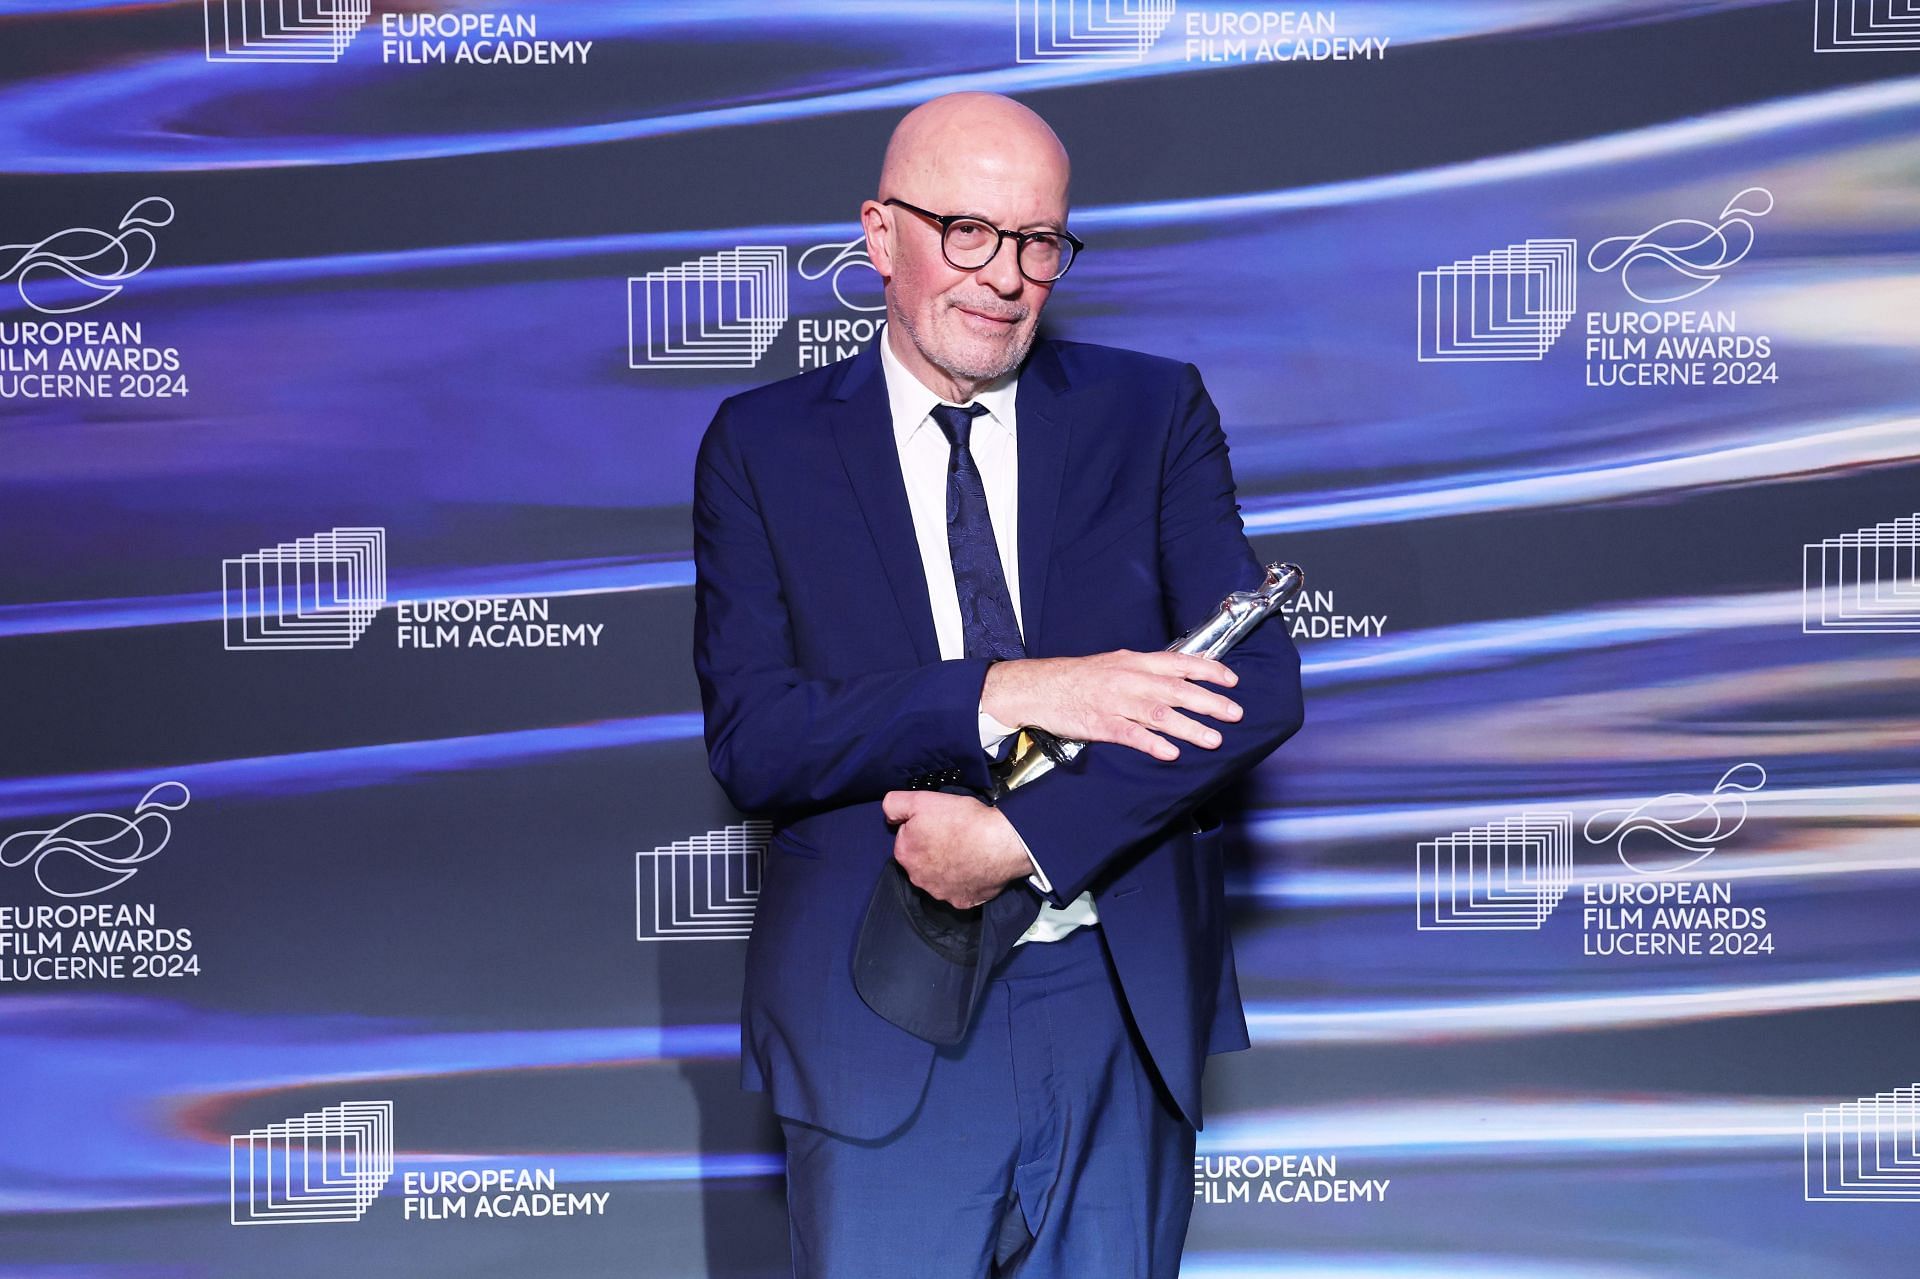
[931,402,1025,661]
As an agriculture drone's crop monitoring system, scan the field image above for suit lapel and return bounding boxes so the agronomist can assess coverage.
[829,336,1077,664]
[1014,339,1073,656]
[830,344,942,665]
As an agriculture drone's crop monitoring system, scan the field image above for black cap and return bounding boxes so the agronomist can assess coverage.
[852,857,1044,1046]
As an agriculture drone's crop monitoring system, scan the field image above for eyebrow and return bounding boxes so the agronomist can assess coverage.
[955,210,1067,233]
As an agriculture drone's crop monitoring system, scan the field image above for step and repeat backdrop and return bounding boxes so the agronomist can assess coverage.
[3,1,1918,1276]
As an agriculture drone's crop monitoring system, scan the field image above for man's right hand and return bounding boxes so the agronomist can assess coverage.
[980,651,1243,762]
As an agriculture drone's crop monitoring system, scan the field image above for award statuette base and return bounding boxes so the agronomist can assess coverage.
[852,563,1305,1046]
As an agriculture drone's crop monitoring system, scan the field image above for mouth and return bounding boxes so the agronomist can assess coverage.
[951,303,1022,332]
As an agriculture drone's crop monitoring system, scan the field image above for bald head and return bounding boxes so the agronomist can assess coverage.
[862,93,1073,403]
[878,92,1070,210]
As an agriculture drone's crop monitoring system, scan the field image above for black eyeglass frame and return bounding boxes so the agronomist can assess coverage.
[882,197,1086,284]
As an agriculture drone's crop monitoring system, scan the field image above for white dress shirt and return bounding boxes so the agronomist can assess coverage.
[877,327,1099,945]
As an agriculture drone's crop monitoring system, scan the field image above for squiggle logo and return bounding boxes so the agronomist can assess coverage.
[797,238,885,312]
[1583,763,1766,875]
[1587,187,1773,304]
[0,196,174,315]
[0,782,190,898]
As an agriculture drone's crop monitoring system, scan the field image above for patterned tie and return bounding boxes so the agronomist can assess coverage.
[931,402,1026,661]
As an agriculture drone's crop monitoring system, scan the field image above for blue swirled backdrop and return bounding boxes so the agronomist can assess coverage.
[2,1,1917,1275]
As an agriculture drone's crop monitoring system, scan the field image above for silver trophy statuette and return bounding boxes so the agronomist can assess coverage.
[990,562,1305,796]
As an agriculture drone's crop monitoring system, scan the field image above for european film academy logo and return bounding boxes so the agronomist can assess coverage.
[1805,1085,1920,1201]
[1015,0,1178,62]
[231,1101,395,1225]
[1414,813,1573,931]
[628,247,789,370]
[1416,240,1577,363]
[222,527,388,651]
[204,0,372,63]
[627,238,884,371]
[1814,0,1920,51]
[635,820,767,941]
[1803,514,1920,633]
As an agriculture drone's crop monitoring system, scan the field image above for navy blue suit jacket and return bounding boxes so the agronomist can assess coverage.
[692,336,1304,1140]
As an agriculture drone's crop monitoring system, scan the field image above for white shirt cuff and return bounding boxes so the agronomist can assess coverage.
[977,710,1047,892]
[1020,833,1052,894]
[978,708,1019,754]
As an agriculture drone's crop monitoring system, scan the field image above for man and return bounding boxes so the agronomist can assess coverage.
[692,92,1304,1278]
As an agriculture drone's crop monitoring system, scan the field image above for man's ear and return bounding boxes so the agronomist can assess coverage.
[859,200,894,280]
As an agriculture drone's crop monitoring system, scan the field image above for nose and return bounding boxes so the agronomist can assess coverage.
[973,236,1025,298]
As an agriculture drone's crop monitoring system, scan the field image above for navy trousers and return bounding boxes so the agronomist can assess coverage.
[779,923,1198,1278]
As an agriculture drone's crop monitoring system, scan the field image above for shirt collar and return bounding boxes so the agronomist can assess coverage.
[877,322,1020,448]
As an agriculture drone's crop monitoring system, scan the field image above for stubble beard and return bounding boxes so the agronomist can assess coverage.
[896,292,1037,387]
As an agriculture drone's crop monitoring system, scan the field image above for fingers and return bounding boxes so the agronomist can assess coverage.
[1013,650,1244,759]
[1088,683,1239,758]
[1154,673,1243,726]
[1130,650,1239,690]
[1113,652,1241,725]
[881,790,918,826]
[1120,668,1241,746]
[937,883,1001,910]
[1136,702,1222,751]
[1103,715,1181,762]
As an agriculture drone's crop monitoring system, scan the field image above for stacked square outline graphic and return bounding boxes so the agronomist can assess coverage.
[1803,514,1920,633]
[1416,813,1574,931]
[231,1101,394,1225]
[636,820,768,940]
[628,247,789,369]
[1418,239,1578,362]
[1014,0,1178,62]
[203,0,372,63]
[1805,1085,1920,1201]
[1813,0,1920,51]
[223,527,387,650]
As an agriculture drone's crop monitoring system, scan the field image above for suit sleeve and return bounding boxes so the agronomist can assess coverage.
[992,364,1305,906]
[692,398,998,816]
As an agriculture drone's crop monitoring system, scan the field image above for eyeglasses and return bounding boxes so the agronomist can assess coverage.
[883,197,1084,284]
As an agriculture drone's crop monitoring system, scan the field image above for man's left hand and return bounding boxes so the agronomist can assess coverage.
[880,790,1034,910]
